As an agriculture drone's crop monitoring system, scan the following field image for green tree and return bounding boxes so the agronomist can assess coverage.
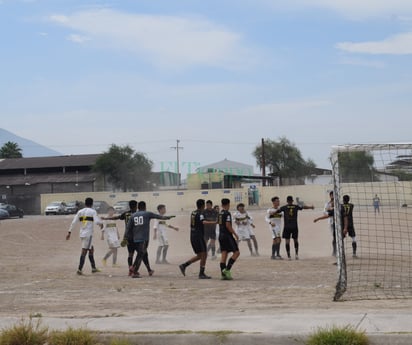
[94,144,153,192]
[253,137,317,186]
[0,141,23,158]
[338,151,377,183]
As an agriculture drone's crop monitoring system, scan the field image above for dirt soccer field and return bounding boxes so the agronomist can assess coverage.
[1,209,411,321]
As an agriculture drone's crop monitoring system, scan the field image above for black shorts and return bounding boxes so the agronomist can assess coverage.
[346,227,356,238]
[204,225,216,241]
[191,234,207,254]
[282,227,299,240]
[219,233,239,253]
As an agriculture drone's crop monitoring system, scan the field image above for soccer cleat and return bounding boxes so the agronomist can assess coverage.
[222,268,233,280]
[102,259,107,267]
[131,272,141,278]
[92,268,101,273]
[179,264,186,276]
[128,266,134,276]
[295,255,299,260]
[199,273,211,279]
[271,255,276,260]
[76,269,83,275]
[288,255,292,261]
[148,269,155,276]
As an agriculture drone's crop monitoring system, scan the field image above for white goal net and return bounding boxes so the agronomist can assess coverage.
[331,143,412,301]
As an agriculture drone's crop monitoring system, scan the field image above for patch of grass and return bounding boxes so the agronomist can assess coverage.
[0,317,48,345]
[108,339,131,345]
[48,327,98,345]
[306,325,369,345]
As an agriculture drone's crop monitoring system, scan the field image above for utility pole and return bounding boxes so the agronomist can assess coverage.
[171,139,183,188]
[261,138,266,187]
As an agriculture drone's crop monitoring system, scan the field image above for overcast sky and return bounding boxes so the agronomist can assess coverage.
[1,0,412,176]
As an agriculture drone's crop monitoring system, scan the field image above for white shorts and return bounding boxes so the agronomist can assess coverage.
[270,225,281,239]
[157,233,169,246]
[81,236,93,250]
[237,228,251,241]
[107,239,120,248]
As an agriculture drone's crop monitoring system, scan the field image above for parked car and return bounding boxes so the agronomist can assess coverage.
[93,200,111,214]
[113,201,129,214]
[44,201,68,215]
[0,208,9,219]
[65,200,83,214]
[0,204,24,218]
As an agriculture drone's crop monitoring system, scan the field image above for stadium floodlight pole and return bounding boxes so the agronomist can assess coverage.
[171,139,183,189]
[261,138,266,187]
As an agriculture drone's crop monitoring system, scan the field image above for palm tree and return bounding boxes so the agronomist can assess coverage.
[0,141,23,158]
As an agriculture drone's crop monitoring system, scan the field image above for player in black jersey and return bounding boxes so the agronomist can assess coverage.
[341,194,357,258]
[218,198,239,280]
[179,199,215,279]
[276,195,314,260]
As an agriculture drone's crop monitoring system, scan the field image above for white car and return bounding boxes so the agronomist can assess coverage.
[44,201,68,215]
[113,201,129,214]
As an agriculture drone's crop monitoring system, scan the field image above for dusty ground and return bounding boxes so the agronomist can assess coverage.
[1,209,411,319]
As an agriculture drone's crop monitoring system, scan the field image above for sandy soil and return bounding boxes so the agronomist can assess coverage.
[1,209,411,319]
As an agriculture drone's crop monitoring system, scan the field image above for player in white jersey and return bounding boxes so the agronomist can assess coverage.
[101,207,121,267]
[233,203,259,256]
[66,197,103,275]
[266,196,283,260]
[153,204,179,264]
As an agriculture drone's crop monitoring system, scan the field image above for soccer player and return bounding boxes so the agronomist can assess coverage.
[266,196,283,260]
[218,198,240,280]
[233,203,258,256]
[341,194,358,258]
[153,204,179,264]
[66,197,103,275]
[203,200,218,260]
[101,206,121,267]
[373,194,380,215]
[179,199,214,279]
[324,191,337,256]
[124,201,174,278]
[275,195,314,260]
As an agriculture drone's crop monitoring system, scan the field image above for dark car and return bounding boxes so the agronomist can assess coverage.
[0,208,9,219]
[93,200,111,214]
[0,204,24,218]
[65,200,84,214]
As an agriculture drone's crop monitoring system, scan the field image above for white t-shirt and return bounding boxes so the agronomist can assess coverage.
[102,220,120,247]
[69,207,102,238]
[266,207,282,229]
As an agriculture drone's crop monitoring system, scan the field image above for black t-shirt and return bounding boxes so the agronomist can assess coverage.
[279,204,303,229]
[341,203,354,229]
[218,209,232,236]
[190,209,205,237]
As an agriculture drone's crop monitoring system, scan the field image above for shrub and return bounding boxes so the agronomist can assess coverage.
[48,327,98,345]
[306,325,369,345]
[0,317,48,345]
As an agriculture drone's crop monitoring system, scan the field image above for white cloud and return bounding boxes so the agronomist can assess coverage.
[338,57,385,68]
[67,34,90,44]
[48,9,256,70]
[337,32,412,55]
[258,0,412,20]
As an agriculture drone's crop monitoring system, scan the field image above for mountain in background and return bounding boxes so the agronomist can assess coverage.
[0,128,62,157]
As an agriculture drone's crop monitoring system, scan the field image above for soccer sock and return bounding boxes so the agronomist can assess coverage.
[88,254,96,269]
[247,240,253,254]
[286,243,291,257]
[183,260,192,268]
[352,241,357,255]
[156,246,162,262]
[143,253,152,271]
[275,242,281,256]
[220,262,226,273]
[112,248,117,264]
[128,254,133,267]
[162,245,169,261]
[199,266,205,275]
[79,255,86,270]
[227,258,236,270]
[272,243,276,256]
[295,241,299,255]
